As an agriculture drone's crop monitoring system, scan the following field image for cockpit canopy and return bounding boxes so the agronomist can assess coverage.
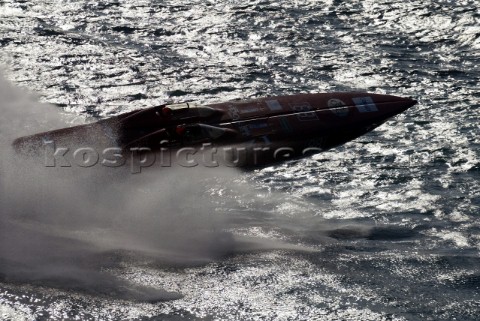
[179,123,237,143]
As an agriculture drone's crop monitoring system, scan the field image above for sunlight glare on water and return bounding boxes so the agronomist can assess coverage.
[0,0,479,320]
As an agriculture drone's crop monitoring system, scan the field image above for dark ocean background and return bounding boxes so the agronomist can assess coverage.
[0,0,479,320]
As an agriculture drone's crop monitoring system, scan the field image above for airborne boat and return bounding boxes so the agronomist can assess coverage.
[13,92,416,167]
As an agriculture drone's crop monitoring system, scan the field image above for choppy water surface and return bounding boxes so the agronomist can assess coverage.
[0,0,479,320]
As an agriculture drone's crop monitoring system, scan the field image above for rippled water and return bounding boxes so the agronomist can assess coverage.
[0,0,479,320]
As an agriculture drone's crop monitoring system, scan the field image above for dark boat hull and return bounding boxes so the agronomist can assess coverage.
[13,92,416,168]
